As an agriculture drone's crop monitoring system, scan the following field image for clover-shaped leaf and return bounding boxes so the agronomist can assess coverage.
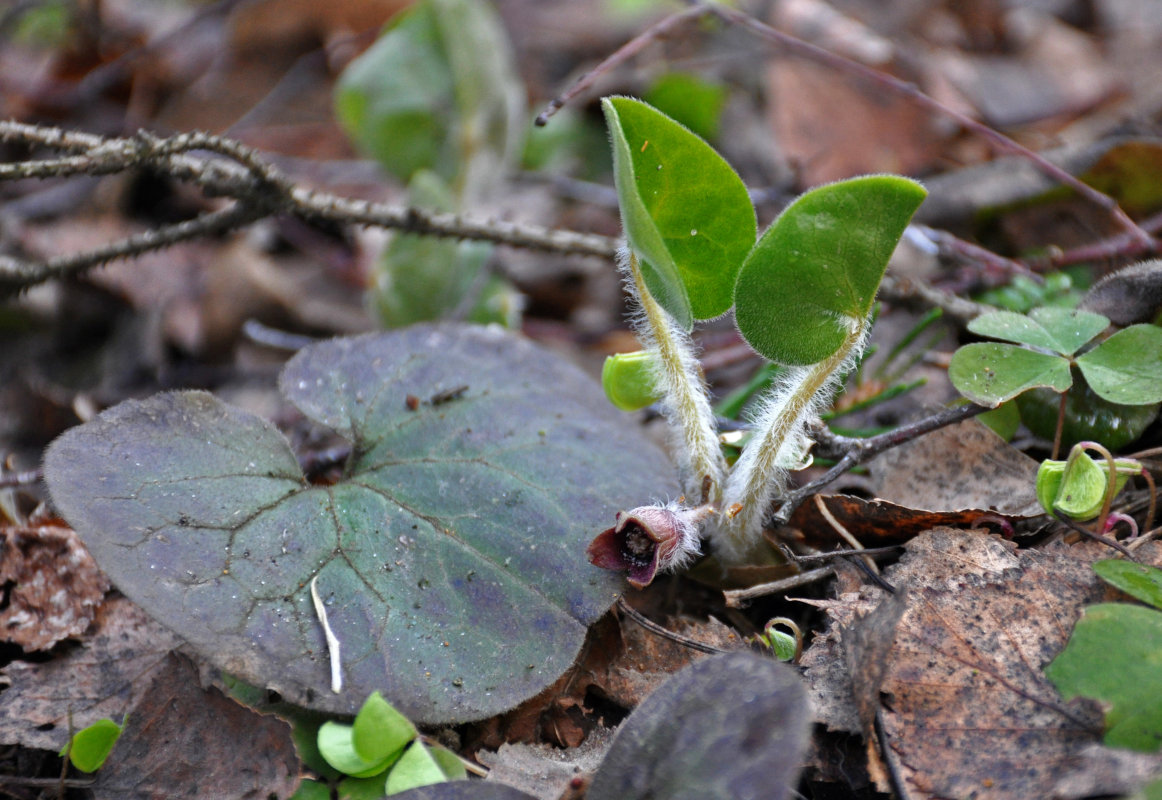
[948,343,1073,407]
[45,325,677,723]
[951,305,1162,408]
[1075,324,1162,405]
[733,175,927,365]
[968,307,1109,355]
[603,96,756,329]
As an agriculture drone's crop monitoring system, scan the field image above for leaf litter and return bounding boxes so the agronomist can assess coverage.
[801,528,1162,799]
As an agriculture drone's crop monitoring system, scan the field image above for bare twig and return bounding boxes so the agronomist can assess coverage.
[534,4,714,126]
[616,596,729,654]
[698,1,1156,250]
[722,566,834,607]
[0,121,619,293]
[768,403,989,526]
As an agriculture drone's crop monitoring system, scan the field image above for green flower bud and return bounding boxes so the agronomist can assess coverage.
[602,350,662,412]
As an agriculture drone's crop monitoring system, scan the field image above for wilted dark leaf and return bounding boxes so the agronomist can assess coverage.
[587,652,809,800]
[45,324,677,723]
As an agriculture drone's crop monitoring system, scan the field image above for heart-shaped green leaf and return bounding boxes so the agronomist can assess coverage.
[603,97,756,328]
[1047,603,1162,752]
[968,307,1109,356]
[1077,324,1162,405]
[734,175,927,365]
[586,652,809,800]
[948,342,1073,406]
[45,325,677,724]
[61,718,123,774]
[318,721,395,779]
[384,741,447,795]
[1035,453,1111,520]
[1094,561,1162,611]
[353,692,416,765]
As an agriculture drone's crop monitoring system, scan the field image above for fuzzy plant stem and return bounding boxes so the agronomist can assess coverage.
[716,317,871,561]
[622,249,726,506]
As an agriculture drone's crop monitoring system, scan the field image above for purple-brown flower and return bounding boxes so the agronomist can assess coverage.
[587,502,710,588]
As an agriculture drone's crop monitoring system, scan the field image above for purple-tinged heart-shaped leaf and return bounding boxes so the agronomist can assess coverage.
[45,324,677,723]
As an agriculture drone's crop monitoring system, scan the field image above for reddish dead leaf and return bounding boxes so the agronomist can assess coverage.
[802,529,1162,799]
[0,523,109,651]
[0,596,182,751]
[791,420,1041,549]
[789,494,1025,548]
[91,652,299,800]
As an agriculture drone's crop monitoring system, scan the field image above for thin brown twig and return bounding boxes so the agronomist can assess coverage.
[534,4,714,126]
[0,121,619,292]
[0,467,42,489]
[616,596,729,654]
[769,403,989,527]
[698,1,1156,250]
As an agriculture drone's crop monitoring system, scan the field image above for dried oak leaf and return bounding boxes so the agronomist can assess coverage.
[0,523,109,651]
[0,595,183,751]
[91,651,299,800]
[802,529,1162,799]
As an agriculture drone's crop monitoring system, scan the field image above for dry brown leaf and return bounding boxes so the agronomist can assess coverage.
[0,523,109,651]
[802,529,1162,799]
[91,652,299,800]
[0,596,182,751]
[477,728,613,800]
[868,418,1043,517]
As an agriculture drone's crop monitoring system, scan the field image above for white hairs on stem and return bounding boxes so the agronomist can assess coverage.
[618,248,725,506]
[714,316,870,561]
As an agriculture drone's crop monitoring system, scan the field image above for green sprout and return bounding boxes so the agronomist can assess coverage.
[314,692,465,797]
[589,96,926,576]
[60,716,124,773]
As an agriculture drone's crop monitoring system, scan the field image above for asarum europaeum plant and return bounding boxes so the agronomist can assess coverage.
[593,97,927,581]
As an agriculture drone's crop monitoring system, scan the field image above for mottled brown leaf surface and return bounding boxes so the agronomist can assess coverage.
[802,529,1162,799]
[868,419,1043,517]
[0,596,182,751]
[0,523,109,651]
[91,652,299,800]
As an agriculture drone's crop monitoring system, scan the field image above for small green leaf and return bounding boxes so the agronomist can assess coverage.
[734,175,927,365]
[427,745,468,780]
[291,778,333,800]
[318,721,394,778]
[766,628,798,661]
[1035,454,1110,520]
[1046,603,1162,752]
[370,171,493,328]
[386,741,447,795]
[968,307,1108,356]
[61,718,122,773]
[977,400,1021,440]
[1077,324,1162,405]
[1094,560,1162,611]
[602,351,661,411]
[948,343,1072,406]
[353,692,416,765]
[603,96,756,327]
